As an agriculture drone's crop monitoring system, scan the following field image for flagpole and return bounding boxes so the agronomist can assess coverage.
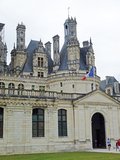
[93,66,96,91]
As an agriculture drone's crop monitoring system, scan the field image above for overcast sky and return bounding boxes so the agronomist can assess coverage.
[1,0,120,80]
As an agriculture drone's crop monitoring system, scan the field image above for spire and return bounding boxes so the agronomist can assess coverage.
[90,37,92,45]
[37,39,44,53]
[16,22,26,51]
[88,37,94,53]
[14,43,15,49]
[68,7,70,18]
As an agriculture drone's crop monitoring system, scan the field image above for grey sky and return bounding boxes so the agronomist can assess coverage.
[1,0,120,80]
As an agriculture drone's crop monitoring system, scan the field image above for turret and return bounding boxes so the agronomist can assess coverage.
[10,22,27,75]
[86,38,95,68]
[0,23,7,74]
[64,17,77,42]
[64,17,80,71]
[16,22,26,51]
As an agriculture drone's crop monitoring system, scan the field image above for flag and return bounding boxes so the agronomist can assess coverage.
[81,66,95,80]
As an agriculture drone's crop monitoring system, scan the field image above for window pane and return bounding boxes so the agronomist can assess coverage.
[58,115,61,121]
[38,115,44,121]
[0,115,3,121]
[38,122,44,128]
[32,130,37,137]
[62,115,66,121]
[62,110,66,115]
[38,129,44,137]
[32,122,37,129]
[32,115,37,121]
[38,109,44,115]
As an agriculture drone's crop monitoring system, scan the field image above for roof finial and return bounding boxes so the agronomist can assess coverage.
[90,37,92,45]
[68,7,70,18]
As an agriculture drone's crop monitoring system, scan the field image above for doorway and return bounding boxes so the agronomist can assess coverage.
[91,112,106,148]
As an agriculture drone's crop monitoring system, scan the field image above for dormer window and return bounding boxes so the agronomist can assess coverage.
[38,57,43,67]
[107,89,111,95]
[38,72,44,78]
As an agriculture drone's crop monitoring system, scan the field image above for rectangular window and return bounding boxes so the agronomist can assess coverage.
[38,72,44,78]
[0,108,3,138]
[58,109,67,137]
[32,108,44,137]
[32,85,35,90]
[38,57,43,67]
[39,86,45,91]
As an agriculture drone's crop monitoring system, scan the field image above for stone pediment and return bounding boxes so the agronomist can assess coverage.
[74,90,120,106]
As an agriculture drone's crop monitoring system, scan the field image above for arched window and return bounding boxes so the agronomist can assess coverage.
[58,109,67,137]
[32,108,44,137]
[0,108,3,138]
[0,82,5,94]
[18,84,24,95]
[8,83,15,95]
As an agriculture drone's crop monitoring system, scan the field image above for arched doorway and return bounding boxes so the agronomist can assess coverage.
[91,112,106,148]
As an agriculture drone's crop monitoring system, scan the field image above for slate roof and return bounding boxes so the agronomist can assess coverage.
[0,23,4,32]
[23,40,53,74]
[58,41,89,71]
[23,39,89,74]
[80,47,89,70]
[100,76,118,91]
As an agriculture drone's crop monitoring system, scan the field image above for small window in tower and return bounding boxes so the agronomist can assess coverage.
[71,31,74,36]
[39,86,45,91]
[38,57,43,67]
[38,72,44,78]
[21,45,23,49]
[41,72,44,77]
[32,85,35,90]
[72,84,74,88]
[21,38,23,42]
[60,82,62,87]
[38,72,40,77]
[65,25,68,29]
[30,72,33,76]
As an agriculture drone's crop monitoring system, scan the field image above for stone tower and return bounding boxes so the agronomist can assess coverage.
[86,38,95,69]
[10,23,27,75]
[0,23,7,74]
[16,22,26,51]
[64,17,80,71]
[64,17,77,42]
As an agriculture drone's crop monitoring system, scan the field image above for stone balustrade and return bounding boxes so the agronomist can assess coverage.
[0,88,84,100]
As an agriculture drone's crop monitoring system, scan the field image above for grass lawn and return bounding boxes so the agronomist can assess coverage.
[0,152,120,160]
